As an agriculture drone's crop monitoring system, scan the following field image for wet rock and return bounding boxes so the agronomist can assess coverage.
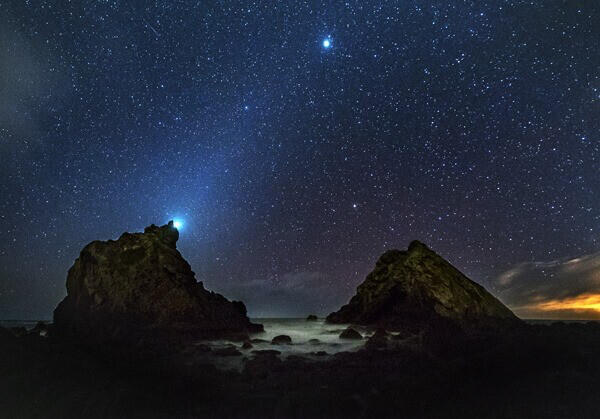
[306,314,318,321]
[271,335,292,345]
[311,351,328,356]
[242,341,253,349]
[308,338,321,345]
[339,327,362,340]
[327,241,520,332]
[53,221,263,346]
[250,338,269,344]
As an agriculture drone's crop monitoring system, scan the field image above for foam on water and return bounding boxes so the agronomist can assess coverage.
[0,318,373,372]
[203,318,374,371]
[250,317,370,352]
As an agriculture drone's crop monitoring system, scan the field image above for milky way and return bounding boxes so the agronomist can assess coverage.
[0,1,598,318]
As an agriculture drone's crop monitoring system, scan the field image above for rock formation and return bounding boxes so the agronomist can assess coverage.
[54,221,262,346]
[327,241,519,331]
[271,335,292,345]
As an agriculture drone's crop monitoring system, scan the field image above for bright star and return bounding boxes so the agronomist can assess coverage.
[322,38,331,48]
[172,219,184,230]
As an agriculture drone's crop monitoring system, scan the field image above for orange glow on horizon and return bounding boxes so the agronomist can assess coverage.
[533,293,600,312]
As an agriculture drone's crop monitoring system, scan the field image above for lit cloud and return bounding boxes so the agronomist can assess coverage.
[496,251,600,319]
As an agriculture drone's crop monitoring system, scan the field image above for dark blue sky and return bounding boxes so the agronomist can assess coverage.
[1,1,598,319]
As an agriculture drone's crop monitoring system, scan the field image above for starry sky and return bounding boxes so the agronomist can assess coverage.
[1,1,598,320]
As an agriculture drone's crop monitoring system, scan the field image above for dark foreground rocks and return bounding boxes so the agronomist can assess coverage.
[327,241,520,332]
[213,346,243,356]
[365,328,388,349]
[5,322,600,418]
[54,222,262,347]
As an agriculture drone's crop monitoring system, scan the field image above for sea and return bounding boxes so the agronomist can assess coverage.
[1,318,369,370]
[2,318,596,371]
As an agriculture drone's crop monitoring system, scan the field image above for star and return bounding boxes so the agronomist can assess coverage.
[1,0,597,321]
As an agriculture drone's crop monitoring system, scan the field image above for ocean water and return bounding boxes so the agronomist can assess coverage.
[0,318,370,351]
[5,318,594,372]
[240,317,369,353]
[0,318,371,371]
[202,318,372,370]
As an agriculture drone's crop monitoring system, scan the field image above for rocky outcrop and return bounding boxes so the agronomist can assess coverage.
[54,221,262,346]
[306,315,318,321]
[327,241,519,332]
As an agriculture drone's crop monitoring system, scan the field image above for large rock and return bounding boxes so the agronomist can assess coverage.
[54,221,262,345]
[271,335,292,345]
[327,241,519,332]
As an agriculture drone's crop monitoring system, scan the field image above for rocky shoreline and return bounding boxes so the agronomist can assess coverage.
[4,320,600,418]
[4,225,600,418]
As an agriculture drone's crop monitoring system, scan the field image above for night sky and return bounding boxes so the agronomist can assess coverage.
[1,1,598,319]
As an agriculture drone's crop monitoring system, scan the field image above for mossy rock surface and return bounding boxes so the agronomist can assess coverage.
[327,241,519,332]
[54,221,262,346]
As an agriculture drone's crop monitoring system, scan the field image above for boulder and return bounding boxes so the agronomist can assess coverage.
[242,341,253,349]
[339,327,362,340]
[327,241,520,332]
[53,221,263,346]
[306,314,318,321]
[271,335,292,345]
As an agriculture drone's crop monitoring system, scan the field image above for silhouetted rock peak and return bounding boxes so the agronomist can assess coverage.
[327,241,519,331]
[54,222,262,346]
[141,220,179,248]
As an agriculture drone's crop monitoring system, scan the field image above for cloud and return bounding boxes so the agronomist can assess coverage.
[218,271,353,318]
[496,251,600,319]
